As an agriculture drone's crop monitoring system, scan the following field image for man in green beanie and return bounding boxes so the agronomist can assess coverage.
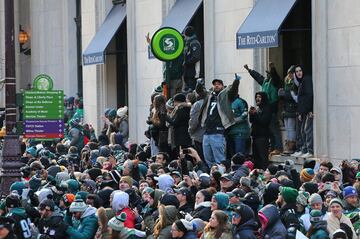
[276,186,300,230]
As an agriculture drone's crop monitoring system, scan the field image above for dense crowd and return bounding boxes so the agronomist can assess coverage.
[0,27,358,239]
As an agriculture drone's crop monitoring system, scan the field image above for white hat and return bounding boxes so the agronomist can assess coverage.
[117,106,128,117]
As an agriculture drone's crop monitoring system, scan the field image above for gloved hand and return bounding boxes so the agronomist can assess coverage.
[234,73,241,81]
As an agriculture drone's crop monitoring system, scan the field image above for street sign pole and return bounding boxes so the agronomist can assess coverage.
[1,0,22,196]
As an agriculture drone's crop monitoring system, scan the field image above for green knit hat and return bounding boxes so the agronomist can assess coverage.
[280,186,299,204]
[310,209,322,223]
[356,172,360,179]
[69,196,88,213]
[108,212,127,231]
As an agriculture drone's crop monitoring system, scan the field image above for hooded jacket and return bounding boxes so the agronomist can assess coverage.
[66,206,98,239]
[259,204,287,239]
[232,204,257,239]
[183,34,201,79]
[38,211,68,239]
[249,92,272,138]
[190,201,212,222]
[149,205,179,239]
[143,190,165,233]
[327,212,357,239]
[166,102,192,147]
[188,99,205,143]
[309,220,329,239]
[197,79,239,130]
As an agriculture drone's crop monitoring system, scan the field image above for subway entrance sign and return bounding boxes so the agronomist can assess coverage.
[151,27,184,61]
[23,74,64,138]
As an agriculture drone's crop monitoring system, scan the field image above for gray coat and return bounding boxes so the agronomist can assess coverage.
[188,99,205,142]
[196,79,239,130]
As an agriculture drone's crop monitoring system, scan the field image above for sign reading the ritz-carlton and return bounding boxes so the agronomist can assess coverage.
[236,30,278,49]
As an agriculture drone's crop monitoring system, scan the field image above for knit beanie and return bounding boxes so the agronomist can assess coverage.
[296,191,310,207]
[10,181,27,196]
[263,182,281,205]
[309,193,323,205]
[117,106,128,118]
[267,164,278,175]
[108,212,127,231]
[303,159,316,169]
[69,196,88,212]
[65,179,80,194]
[5,194,20,208]
[301,168,315,182]
[243,161,254,171]
[240,177,251,188]
[109,170,121,184]
[280,187,298,204]
[160,193,180,208]
[329,198,344,208]
[76,191,89,202]
[302,182,319,195]
[356,171,360,179]
[343,186,358,199]
[62,193,75,207]
[213,192,229,210]
[87,167,102,181]
[310,209,323,223]
[120,176,133,188]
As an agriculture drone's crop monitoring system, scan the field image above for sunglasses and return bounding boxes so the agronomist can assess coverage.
[232,213,240,219]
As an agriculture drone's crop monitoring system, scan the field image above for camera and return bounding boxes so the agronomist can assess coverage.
[182,148,190,154]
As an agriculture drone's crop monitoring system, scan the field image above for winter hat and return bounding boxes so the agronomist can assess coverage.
[10,181,27,196]
[97,188,114,208]
[69,196,88,212]
[199,173,211,188]
[267,164,278,175]
[232,204,254,225]
[309,193,323,205]
[321,173,335,183]
[243,161,254,171]
[329,198,344,208]
[112,191,129,212]
[82,179,97,193]
[310,209,323,223]
[64,179,80,194]
[301,168,315,182]
[26,147,37,157]
[303,159,316,169]
[175,219,194,233]
[87,168,102,181]
[62,193,75,207]
[116,106,128,118]
[241,192,260,212]
[325,190,338,199]
[332,229,347,239]
[280,187,298,204]
[55,171,70,185]
[173,93,186,103]
[296,191,310,207]
[76,191,89,202]
[39,199,55,211]
[213,192,229,210]
[120,176,133,188]
[35,188,53,203]
[160,193,180,208]
[108,212,127,231]
[99,146,111,158]
[109,170,121,184]
[356,171,360,179]
[343,186,358,199]
[5,194,20,208]
[240,177,251,188]
[156,174,174,193]
[263,182,281,205]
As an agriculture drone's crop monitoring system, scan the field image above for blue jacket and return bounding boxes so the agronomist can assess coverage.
[260,204,287,239]
[66,206,98,239]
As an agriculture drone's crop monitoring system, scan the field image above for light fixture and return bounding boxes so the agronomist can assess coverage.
[19,25,31,55]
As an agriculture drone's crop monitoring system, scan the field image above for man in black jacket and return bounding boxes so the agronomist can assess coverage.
[183,26,201,92]
[276,186,300,230]
[249,92,272,170]
[37,199,68,239]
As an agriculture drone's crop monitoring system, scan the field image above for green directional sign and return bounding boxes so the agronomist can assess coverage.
[33,74,54,91]
[151,27,184,61]
[23,90,64,120]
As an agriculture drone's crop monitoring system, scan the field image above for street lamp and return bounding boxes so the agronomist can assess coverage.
[19,25,31,55]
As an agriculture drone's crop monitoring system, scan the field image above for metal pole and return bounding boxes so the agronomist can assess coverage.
[1,0,22,196]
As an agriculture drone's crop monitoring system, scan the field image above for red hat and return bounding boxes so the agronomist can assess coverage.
[62,193,75,207]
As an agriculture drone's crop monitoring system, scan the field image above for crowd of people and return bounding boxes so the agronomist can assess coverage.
[0,27,358,239]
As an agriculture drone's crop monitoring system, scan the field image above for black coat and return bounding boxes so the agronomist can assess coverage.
[166,103,192,147]
[183,36,201,78]
[249,92,272,138]
[297,75,313,114]
[233,218,257,239]
[190,203,211,222]
[38,213,68,239]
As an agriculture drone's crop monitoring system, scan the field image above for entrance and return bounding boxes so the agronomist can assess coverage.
[269,0,312,78]
[115,19,128,107]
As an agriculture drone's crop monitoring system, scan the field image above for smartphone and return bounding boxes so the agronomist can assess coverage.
[182,148,190,154]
